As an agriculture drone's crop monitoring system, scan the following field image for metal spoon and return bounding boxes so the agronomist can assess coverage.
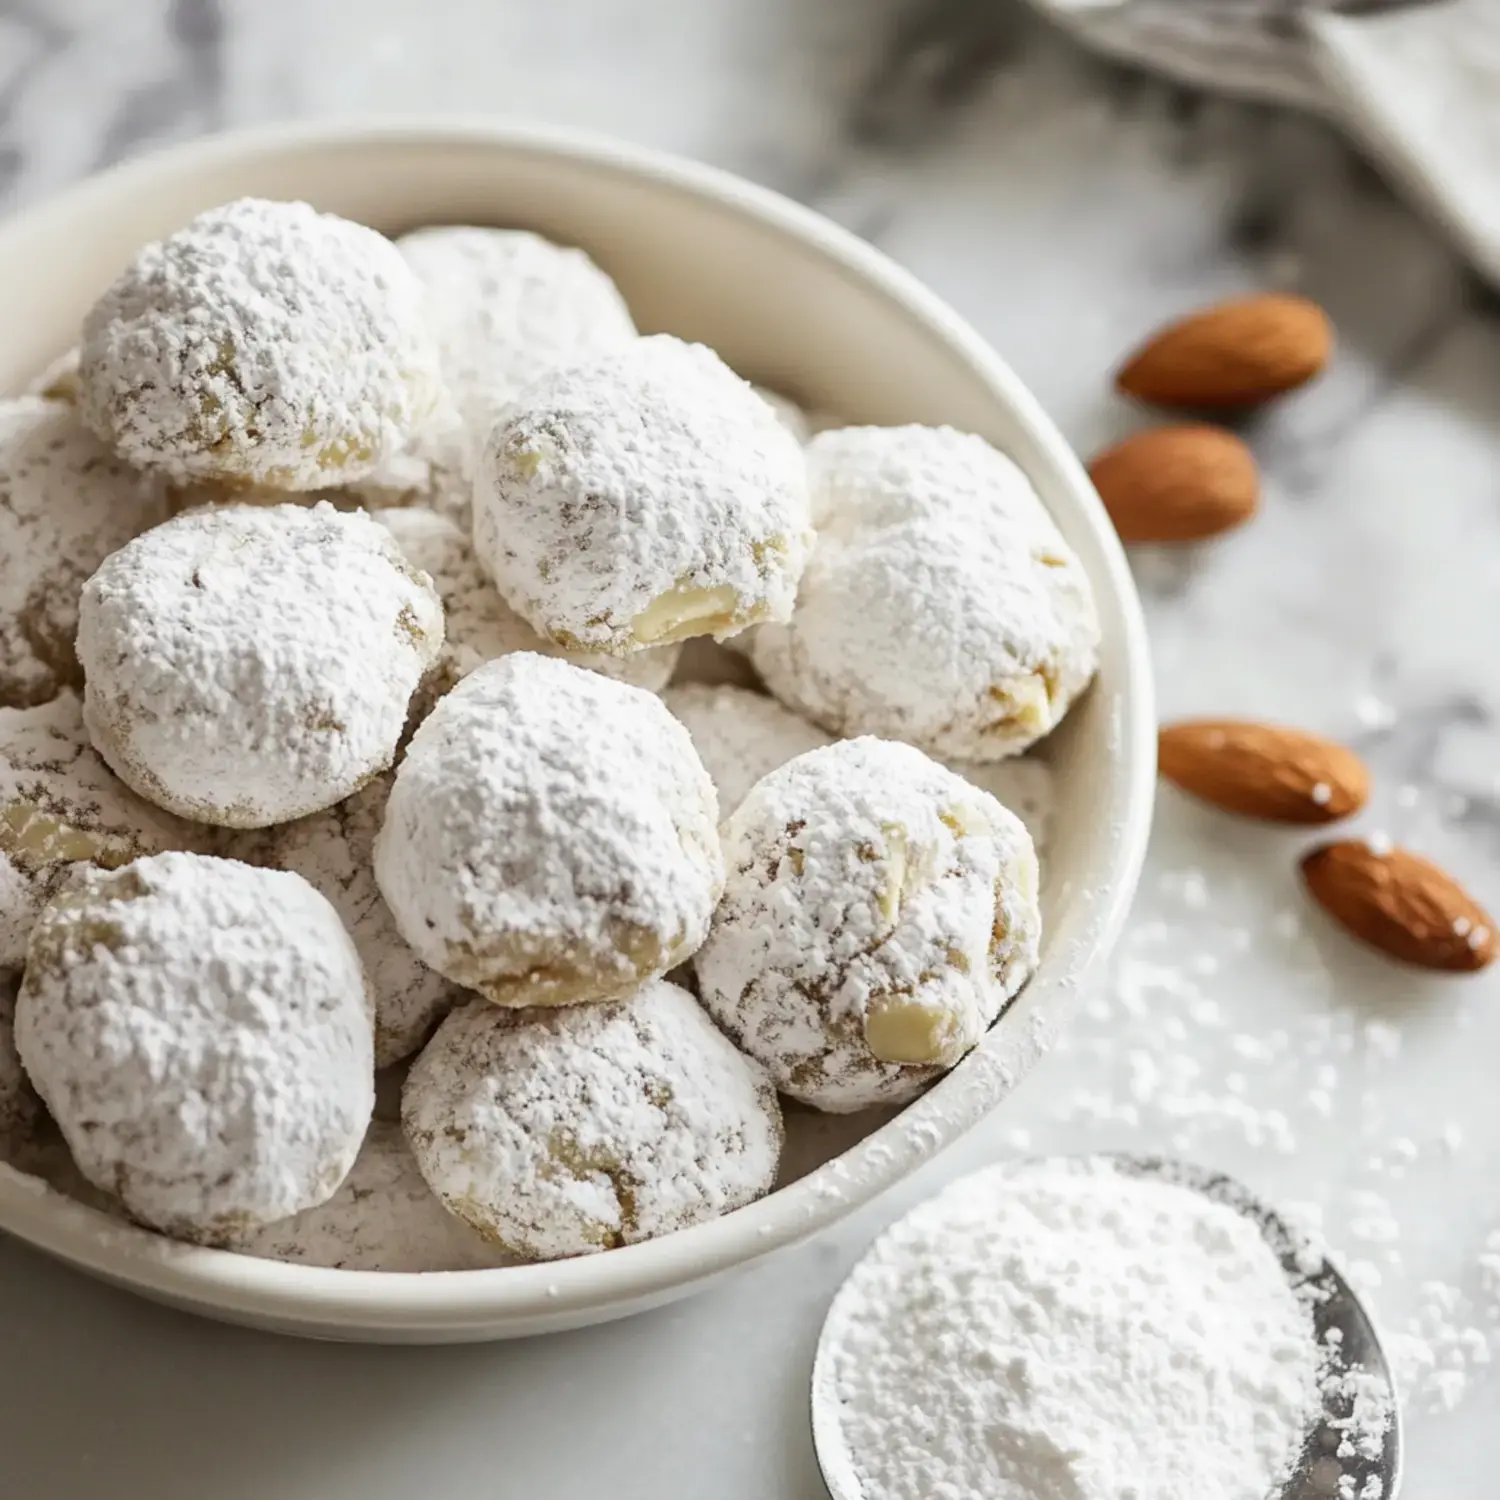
[812,1153,1401,1500]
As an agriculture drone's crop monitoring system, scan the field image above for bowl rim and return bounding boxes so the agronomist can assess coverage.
[0,115,1156,1334]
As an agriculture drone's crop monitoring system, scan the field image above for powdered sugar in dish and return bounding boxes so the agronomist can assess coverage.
[473,335,812,654]
[695,737,1040,1113]
[0,691,205,970]
[216,773,460,1068]
[752,426,1099,761]
[663,682,833,814]
[374,506,679,701]
[79,198,443,488]
[949,755,1057,857]
[0,397,167,709]
[375,653,723,1008]
[403,980,782,1260]
[78,502,444,828]
[397,226,637,474]
[815,1157,1322,1500]
[15,851,373,1244]
[230,1120,516,1272]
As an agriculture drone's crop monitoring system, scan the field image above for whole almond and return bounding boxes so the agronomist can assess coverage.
[1089,426,1257,543]
[1158,719,1369,824]
[1116,294,1332,408]
[1301,840,1495,973]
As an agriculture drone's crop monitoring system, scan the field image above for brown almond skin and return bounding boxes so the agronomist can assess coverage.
[1302,841,1496,973]
[1089,426,1257,543]
[1159,720,1369,824]
[1116,294,1333,409]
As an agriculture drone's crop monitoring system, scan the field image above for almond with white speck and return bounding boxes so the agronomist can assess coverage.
[1158,720,1370,825]
[1301,840,1495,973]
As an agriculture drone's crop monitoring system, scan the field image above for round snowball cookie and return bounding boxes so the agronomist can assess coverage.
[397,226,637,473]
[78,503,444,828]
[0,692,205,971]
[663,682,831,816]
[694,737,1041,1113]
[217,773,459,1068]
[15,852,374,1243]
[78,198,443,489]
[404,980,782,1259]
[375,507,679,705]
[474,335,812,655]
[752,425,1099,761]
[0,398,167,709]
[375,653,723,1008]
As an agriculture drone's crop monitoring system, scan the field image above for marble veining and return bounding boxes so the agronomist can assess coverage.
[0,2,1495,1496]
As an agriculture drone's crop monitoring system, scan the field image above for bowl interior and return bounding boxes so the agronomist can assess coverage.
[0,124,1152,1338]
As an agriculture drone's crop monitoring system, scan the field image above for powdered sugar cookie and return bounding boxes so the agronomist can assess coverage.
[15,852,374,1243]
[78,503,444,828]
[752,426,1099,761]
[375,507,678,702]
[663,682,832,815]
[375,653,722,1008]
[474,335,812,654]
[694,737,1041,1113]
[79,198,443,489]
[0,973,40,1146]
[0,692,204,971]
[403,980,782,1260]
[398,226,637,473]
[218,774,459,1068]
[230,1120,514,1271]
[0,397,167,709]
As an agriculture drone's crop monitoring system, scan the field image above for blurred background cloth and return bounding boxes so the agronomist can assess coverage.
[1028,0,1500,285]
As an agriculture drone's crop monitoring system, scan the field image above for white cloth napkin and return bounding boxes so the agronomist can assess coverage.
[1028,0,1500,286]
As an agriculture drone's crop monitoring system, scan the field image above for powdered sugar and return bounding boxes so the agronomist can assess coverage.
[230,1120,514,1272]
[663,682,833,813]
[403,980,782,1260]
[662,683,1059,852]
[0,397,167,708]
[375,506,678,700]
[375,652,723,1007]
[215,773,459,1068]
[473,335,812,654]
[78,502,444,827]
[946,755,1057,857]
[752,426,1099,761]
[815,1158,1321,1500]
[397,226,637,474]
[79,198,443,488]
[0,691,204,970]
[695,737,1040,1112]
[15,851,373,1244]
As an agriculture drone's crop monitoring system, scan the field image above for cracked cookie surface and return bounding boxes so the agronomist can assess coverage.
[694,737,1041,1112]
[403,980,782,1260]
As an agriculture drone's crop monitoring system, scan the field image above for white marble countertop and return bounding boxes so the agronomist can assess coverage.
[2,2,1497,1495]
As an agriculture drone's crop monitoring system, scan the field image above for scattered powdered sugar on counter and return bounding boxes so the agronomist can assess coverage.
[816,1157,1322,1500]
[1002,829,1500,1429]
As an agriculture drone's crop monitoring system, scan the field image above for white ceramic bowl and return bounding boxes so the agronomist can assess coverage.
[0,120,1154,1342]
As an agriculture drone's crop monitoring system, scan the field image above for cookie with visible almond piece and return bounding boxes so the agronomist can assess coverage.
[694,737,1040,1113]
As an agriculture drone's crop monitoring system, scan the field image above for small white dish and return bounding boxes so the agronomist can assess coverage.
[0,119,1154,1342]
